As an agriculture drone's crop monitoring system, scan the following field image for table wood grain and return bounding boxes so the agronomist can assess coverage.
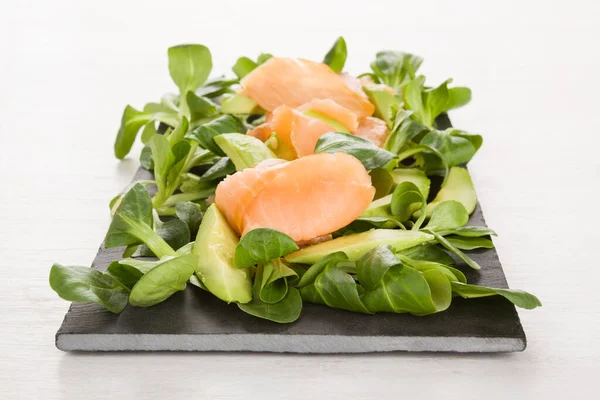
[1,0,598,398]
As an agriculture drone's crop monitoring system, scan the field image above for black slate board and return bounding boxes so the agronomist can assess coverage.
[55,114,527,352]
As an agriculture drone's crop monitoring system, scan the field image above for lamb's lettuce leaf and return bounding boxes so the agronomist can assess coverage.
[232,53,273,79]
[419,128,481,170]
[168,44,212,94]
[235,228,299,268]
[451,282,542,310]
[446,236,494,250]
[323,36,347,73]
[49,264,130,313]
[187,115,245,156]
[149,134,192,207]
[199,157,236,182]
[390,181,427,227]
[129,254,196,307]
[370,51,423,90]
[238,263,303,323]
[175,202,204,238]
[425,200,470,232]
[403,77,471,128]
[104,183,176,258]
[232,57,258,80]
[314,132,396,170]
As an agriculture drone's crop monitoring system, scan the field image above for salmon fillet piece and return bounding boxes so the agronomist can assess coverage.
[247,106,299,159]
[248,99,363,158]
[246,123,272,142]
[297,99,359,132]
[353,117,390,148]
[214,158,287,234]
[289,112,337,157]
[240,58,375,119]
[241,152,375,242]
[359,75,397,94]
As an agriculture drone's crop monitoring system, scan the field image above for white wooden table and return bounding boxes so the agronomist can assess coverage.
[1,1,598,398]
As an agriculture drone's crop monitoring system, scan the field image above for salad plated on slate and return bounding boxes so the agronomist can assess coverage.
[49,38,541,323]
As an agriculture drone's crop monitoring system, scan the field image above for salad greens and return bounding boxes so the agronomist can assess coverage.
[451,282,542,310]
[299,245,540,315]
[186,115,245,156]
[232,53,273,79]
[129,254,196,307]
[49,38,540,323]
[129,210,190,257]
[168,44,212,119]
[368,51,423,91]
[403,77,472,129]
[50,264,130,313]
[390,181,427,227]
[104,183,177,258]
[235,228,299,269]
[238,259,303,323]
[323,37,347,73]
[175,201,204,238]
[213,134,275,170]
[314,132,396,170]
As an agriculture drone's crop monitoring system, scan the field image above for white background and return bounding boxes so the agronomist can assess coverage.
[1,0,599,398]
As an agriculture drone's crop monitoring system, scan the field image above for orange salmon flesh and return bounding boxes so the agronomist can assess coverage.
[215,152,375,242]
[240,57,375,118]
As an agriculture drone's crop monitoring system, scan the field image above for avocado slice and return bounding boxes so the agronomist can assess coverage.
[363,86,400,127]
[303,110,350,133]
[220,93,262,114]
[425,167,477,215]
[264,132,297,161]
[192,204,252,303]
[285,229,433,264]
[390,168,431,199]
[361,168,430,219]
[214,133,276,171]
[361,194,394,219]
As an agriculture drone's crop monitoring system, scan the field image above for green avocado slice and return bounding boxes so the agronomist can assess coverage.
[425,167,477,215]
[214,133,275,171]
[220,93,263,115]
[285,229,433,264]
[361,168,431,219]
[192,204,252,303]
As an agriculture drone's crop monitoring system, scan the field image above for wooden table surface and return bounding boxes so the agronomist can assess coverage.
[1,0,598,398]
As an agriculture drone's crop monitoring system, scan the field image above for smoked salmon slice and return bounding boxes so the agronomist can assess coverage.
[249,105,295,145]
[237,152,375,242]
[215,153,375,242]
[289,111,339,157]
[353,117,390,148]
[240,58,375,119]
[248,101,389,157]
[297,99,359,132]
[214,158,287,234]
[248,99,362,158]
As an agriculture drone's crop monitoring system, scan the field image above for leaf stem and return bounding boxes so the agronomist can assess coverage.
[396,147,427,163]
[425,229,481,270]
[162,190,214,208]
[156,207,177,217]
[182,141,200,173]
[412,201,427,231]
[151,142,200,210]
[136,180,157,187]
[136,223,176,258]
